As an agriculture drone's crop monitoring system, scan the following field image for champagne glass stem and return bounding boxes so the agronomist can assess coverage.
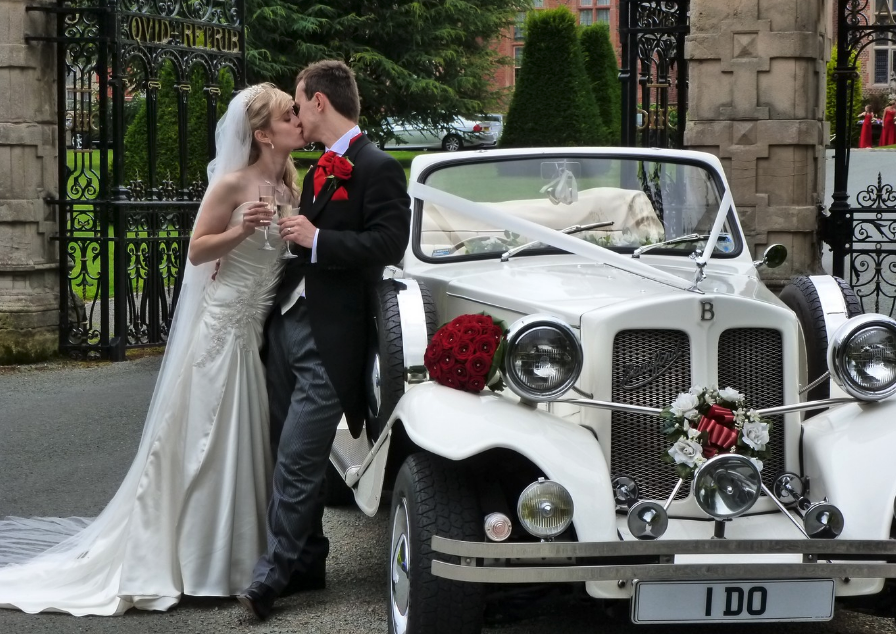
[259,185,276,251]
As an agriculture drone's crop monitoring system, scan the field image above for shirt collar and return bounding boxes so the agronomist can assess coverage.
[326,125,362,156]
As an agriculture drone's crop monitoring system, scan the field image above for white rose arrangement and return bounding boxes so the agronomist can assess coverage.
[659,386,773,480]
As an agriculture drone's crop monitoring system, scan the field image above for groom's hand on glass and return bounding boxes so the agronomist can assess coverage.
[280,215,316,249]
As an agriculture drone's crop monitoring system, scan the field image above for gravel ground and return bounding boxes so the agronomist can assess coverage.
[1,356,895,633]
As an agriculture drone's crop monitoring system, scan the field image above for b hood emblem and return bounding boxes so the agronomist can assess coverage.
[622,348,683,390]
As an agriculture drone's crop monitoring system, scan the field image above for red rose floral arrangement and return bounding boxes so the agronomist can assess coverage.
[423,313,507,393]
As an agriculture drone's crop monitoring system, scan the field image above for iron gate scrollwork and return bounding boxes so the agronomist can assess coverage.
[619,0,689,149]
[826,0,896,316]
[26,0,245,360]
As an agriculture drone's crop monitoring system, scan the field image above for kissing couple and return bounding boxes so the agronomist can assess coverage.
[0,60,410,620]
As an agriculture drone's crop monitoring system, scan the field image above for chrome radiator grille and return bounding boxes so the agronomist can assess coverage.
[611,330,692,501]
[610,328,785,501]
[717,328,785,490]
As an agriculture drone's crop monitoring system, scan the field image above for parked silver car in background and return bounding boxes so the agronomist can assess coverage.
[382,116,498,151]
[480,113,504,141]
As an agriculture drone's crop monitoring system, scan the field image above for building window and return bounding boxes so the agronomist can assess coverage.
[581,0,593,6]
[514,12,525,40]
[874,46,896,86]
[580,9,594,26]
[597,0,610,4]
[514,47,523,84]
[532,0,543,7]
[873,0,896,24]
[597,8,610,23]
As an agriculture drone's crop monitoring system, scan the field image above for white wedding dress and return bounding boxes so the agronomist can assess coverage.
[0,204,284,616]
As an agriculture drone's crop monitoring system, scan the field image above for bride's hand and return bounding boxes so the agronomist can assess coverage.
[240,202,274,236]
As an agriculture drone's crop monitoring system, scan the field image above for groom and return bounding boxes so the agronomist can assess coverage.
[239,60,411,619]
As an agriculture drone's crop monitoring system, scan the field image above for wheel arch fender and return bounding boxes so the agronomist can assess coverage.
[355,383,619,542]
[802,399,896,539]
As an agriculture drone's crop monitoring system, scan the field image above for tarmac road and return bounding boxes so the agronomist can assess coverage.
[0,356,895,634]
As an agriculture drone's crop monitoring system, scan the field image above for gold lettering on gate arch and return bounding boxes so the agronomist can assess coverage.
[125,15,241,54]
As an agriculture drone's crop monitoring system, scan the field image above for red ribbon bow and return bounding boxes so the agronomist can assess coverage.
[696,404,738,459]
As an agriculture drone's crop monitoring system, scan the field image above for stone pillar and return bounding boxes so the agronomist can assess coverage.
[0,0,58,363]
[685,0,828,290]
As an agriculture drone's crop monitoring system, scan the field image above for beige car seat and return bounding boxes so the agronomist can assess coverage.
[420,187,665,256]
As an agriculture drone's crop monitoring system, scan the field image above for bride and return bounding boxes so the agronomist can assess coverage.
[0,83,305,616]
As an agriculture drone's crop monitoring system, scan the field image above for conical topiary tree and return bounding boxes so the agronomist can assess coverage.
[500,7,603,148]
[581,22,620,145]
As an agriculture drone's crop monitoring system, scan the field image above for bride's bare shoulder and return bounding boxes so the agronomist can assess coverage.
[204,171,251,205]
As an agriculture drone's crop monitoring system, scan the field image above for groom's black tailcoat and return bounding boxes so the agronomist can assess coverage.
[275,135,410,437]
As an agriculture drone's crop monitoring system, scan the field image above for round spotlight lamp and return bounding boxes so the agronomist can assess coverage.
[484,512,513,542]
[626,500,669,540]
[612,475,640,508]
[517,479,574,539]
[503,315,583,402]
[693,454,762,520]
[772,472,805,509]
[803,502,845,539]
[828,314,896,401]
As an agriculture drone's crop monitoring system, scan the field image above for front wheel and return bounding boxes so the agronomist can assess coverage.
[389,453,484,634]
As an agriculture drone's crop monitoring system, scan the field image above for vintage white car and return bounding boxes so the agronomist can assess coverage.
[326,147,896,634]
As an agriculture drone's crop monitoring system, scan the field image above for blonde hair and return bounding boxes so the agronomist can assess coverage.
[245,84,300,200]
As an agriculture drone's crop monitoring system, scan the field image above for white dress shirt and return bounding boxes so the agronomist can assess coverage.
[280,125,362,315]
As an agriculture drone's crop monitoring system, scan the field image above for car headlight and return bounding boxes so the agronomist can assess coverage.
[828,314,896,401]
[503,314,583,401]
[517,479,574,539]
[693,454,762,520]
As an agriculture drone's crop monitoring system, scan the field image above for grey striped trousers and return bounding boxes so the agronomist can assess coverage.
[252,299,344,592]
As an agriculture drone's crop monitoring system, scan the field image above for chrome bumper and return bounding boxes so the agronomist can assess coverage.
[430,537,896,584]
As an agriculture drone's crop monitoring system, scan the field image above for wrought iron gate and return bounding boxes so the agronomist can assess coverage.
[825,0,896,315]
[619,0,689,149]
[26,0,245,359]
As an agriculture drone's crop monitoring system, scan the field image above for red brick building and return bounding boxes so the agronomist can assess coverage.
[490,0,621,99]
[829,1,896,99]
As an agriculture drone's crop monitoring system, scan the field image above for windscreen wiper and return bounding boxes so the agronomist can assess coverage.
[631,233,711,259]
[501,221,614,262]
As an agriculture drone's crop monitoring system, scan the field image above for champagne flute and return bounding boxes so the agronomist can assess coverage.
[279,203,300,259]
[258,184,276,251]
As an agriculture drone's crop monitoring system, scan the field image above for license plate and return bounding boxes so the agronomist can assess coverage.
[631,579,835,624]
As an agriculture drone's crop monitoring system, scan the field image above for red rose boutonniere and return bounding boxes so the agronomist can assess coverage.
[315,151,354,201]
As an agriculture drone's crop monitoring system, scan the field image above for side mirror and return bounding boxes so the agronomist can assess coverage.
[753,244,787,269]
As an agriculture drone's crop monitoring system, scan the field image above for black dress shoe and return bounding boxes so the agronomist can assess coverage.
[237,581,277,621]
[280,559,326,597]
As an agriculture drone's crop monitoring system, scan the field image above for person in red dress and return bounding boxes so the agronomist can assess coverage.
[879,99,896,147]
[859,105,875,148]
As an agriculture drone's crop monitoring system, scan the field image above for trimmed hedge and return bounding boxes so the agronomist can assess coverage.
[581,23,620,145]
[500,7,603,148]
[124,65,234,188]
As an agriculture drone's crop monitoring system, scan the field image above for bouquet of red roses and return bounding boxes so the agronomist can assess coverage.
[423,313,507,393]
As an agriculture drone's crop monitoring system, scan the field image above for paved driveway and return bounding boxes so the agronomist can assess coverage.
[0,357,895,633]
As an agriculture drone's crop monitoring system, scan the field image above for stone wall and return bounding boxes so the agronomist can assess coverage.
[0,0,59,362]
[685,0,828,290]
